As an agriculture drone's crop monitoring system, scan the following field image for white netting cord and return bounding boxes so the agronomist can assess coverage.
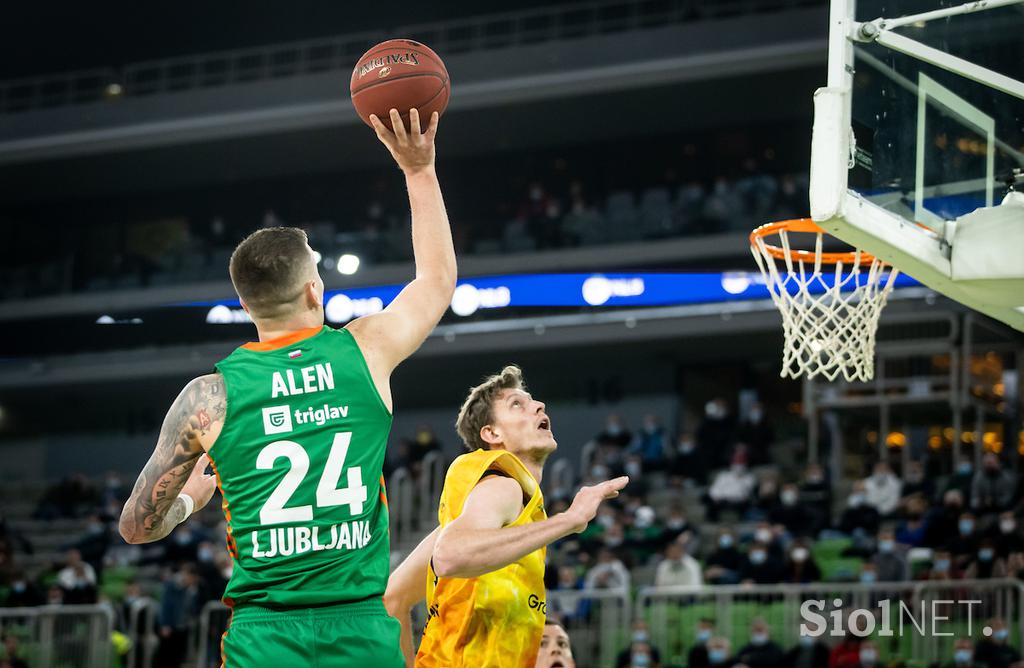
[751,230,899,382]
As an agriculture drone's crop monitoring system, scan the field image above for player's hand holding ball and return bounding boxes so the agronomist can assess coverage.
[564,476,629,534]
[370,108,439,176]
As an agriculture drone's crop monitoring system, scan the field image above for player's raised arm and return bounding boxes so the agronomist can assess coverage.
[432,475,628,579]
[119,374,223,544]
[347,108,456,382]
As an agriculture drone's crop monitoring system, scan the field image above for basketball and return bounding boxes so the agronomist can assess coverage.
[350,39,450,130]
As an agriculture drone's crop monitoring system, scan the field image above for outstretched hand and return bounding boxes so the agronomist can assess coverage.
[564,476,629,534]
[370,108,439,176]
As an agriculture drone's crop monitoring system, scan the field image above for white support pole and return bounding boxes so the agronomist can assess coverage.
[873,0,1024,31]
[873,30,1024,102]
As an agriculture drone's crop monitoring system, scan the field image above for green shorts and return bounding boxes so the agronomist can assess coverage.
[221,597,404,668]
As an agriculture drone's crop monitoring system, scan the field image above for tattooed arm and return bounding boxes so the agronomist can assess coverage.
[119,373,226,544]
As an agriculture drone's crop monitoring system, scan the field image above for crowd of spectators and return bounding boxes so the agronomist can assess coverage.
[1,159,808,300]
[2,396,1023,667]
[1,471,231,668]
[536,401,1024,668]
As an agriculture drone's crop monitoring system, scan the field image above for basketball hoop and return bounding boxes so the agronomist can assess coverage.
[750,218,900,382]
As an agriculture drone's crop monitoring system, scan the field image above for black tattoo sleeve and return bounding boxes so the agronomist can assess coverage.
[119,373,226,543]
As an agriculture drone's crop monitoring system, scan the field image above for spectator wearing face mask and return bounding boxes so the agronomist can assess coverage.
[863,462,902,517]
[925,490,966,548]
[706,637,735,667]
[974,618,1021,668]
[784,541,822,584]
[615,620,662,668]
[660,507,694,548]
[770,484,815,537]
[705,453,756,521]
[972,453,1018,514]
[871,529,908,581]
[947,512,981,568]
[965,537,1008,579]
[784,634,829,668]
[945,457,975,499]
[752,474,781,520]
[57,548,97,604]
[584,548,631,590]
[550,565,586,624]
[596,414,633,450]
[749,522,783,559]
[688,619,717,668]
[736,619,784,668]
[705,530,744,585]
[627,506,664,561]
[991,512,1024,557]
[740,541,785,585]
[654,536,703,587]
[943,638,985,668]
[857,562,880,586]
[854,641,880,668]
[2,570,43,607]
[736,402,773,467]
[697,399,736,469]
[671,431,709,485]
[631,414,668,468]
[918,550,961,581]
[838,481,881,538]
[622,454,650,497]
[900,460,934,502]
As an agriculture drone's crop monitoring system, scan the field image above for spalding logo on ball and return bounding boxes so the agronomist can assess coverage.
[350,39,450,131]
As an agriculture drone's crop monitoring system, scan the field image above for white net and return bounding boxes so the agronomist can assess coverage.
[750,221,900,382]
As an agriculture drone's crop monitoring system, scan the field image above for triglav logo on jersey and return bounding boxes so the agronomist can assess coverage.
[262,405,294,435]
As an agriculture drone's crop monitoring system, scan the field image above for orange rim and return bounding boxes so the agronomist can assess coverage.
[750,218,878,265]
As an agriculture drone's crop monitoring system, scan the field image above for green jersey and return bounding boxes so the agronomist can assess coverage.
[209,326,393,608]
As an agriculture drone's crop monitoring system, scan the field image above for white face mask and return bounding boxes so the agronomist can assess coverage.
[1000,519,1016,534]
[791,547,809,562]
[755,528,772,544]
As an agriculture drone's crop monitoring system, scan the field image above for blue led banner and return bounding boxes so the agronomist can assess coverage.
[189,271,920,325]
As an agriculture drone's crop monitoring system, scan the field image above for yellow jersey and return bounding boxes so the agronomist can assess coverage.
[416,449,548,668]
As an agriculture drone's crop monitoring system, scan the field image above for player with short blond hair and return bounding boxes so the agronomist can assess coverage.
[384,365,627,667]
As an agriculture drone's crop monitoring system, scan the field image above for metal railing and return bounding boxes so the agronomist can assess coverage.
[0,604,114,668]
[637,578,1024,667]
[387,450,445,548]
[125,597,159,668]
[0,0,820,113]
[186,579,1022,667]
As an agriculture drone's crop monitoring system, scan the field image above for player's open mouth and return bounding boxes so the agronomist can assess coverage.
[550,662,564,668]
[538,417,550,431]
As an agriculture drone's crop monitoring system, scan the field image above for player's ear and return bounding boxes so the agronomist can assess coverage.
[305,279,323,310]
[480,424,502,448]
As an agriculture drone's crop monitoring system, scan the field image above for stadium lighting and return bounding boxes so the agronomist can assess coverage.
[312,250,322,265]
[105,83,123,97]
[337,254,360,275]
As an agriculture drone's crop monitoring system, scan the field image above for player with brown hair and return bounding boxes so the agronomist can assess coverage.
[384,365,627,667]
[118,108,454,667]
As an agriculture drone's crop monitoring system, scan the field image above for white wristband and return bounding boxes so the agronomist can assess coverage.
[178,493,195,522]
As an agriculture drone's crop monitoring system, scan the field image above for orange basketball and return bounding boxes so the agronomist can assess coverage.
[350,39,450,131]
